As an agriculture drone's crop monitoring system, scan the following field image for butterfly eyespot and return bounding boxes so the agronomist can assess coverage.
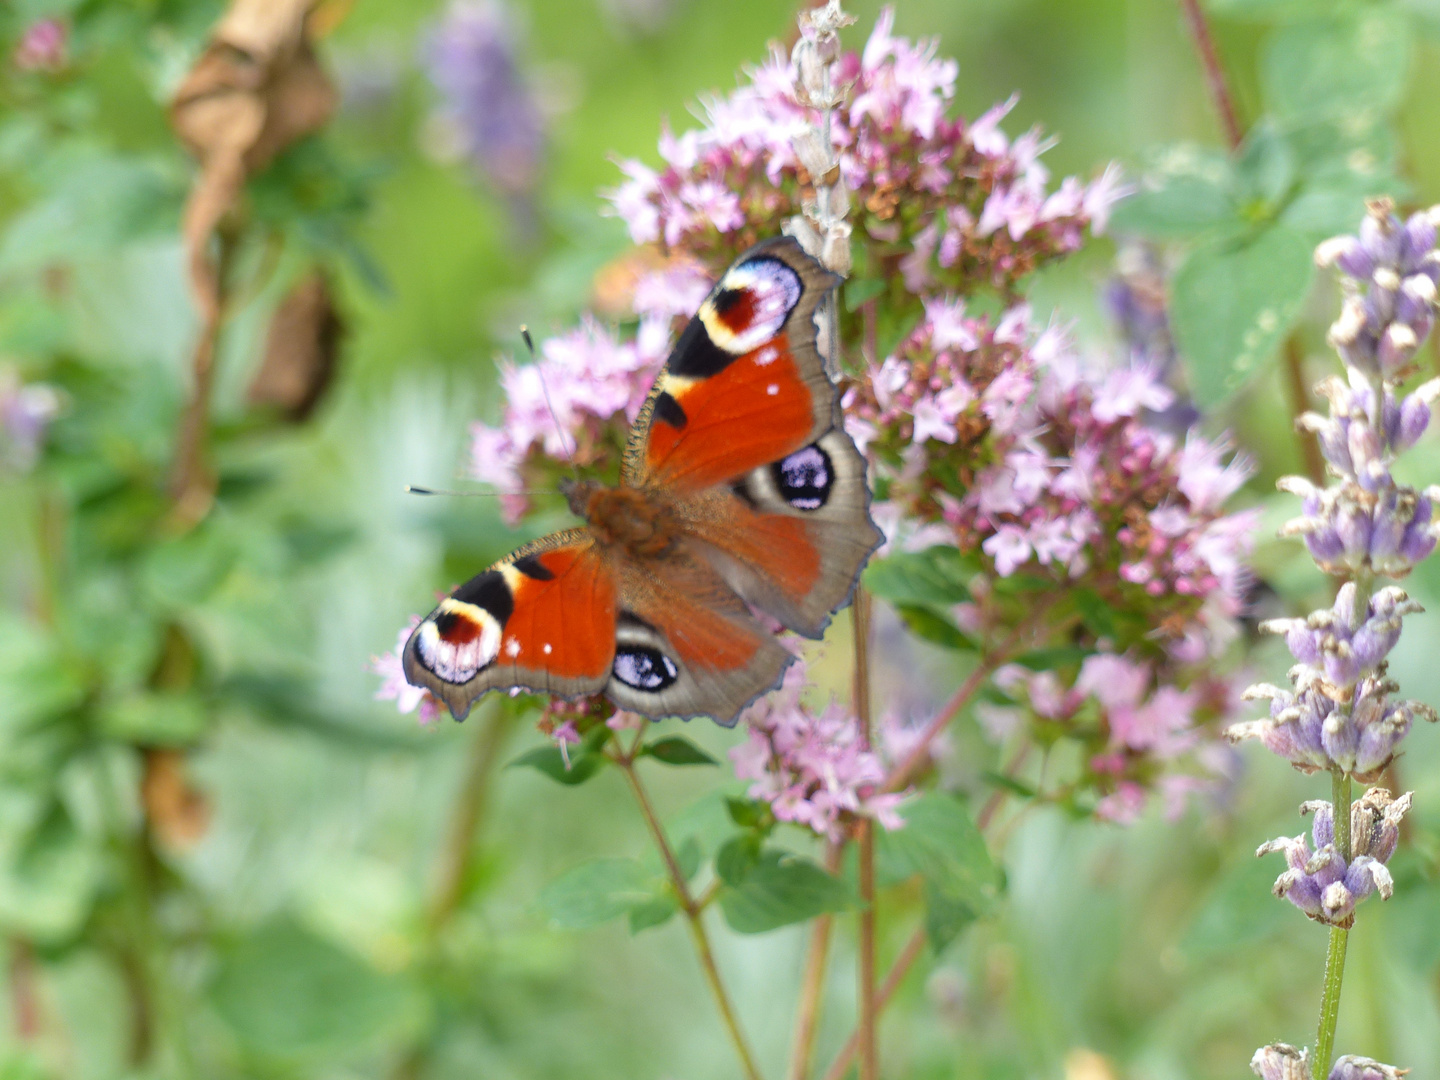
[613,645,680,692]
[771,443,833,511]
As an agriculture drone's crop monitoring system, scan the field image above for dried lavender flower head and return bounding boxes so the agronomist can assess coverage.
[1251,1044,1311,1080]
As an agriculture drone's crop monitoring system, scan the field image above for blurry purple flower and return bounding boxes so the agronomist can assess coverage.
[13,18,65,72]
[425,1,545,195]
[0,368,61,472]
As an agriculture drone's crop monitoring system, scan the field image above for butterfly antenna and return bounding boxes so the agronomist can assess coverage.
[405,485,544,497]
[523,325,581,484]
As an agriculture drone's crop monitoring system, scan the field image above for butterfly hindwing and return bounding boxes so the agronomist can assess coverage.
[682,428,883,639]
[624,236,841,493]
[603,544,795,726]
[403,530,617,719]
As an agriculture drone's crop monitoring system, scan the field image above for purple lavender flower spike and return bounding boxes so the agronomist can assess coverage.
[1401,212,1437,269]
[424,1,545,197]
[1259,789,1409,926]
[1251,1044,1311,1080]
[1328,1057,1408,1080]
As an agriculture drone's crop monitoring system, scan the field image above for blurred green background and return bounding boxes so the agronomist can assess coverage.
[2,1,1440,1078]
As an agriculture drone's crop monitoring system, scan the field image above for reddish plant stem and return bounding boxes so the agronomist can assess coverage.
[821,747,1033,1080]
[819,929,927,1080]
[882,601,1056,794]
[788,841,844,1080]
[9,938,40,1040]
[1178,0,1243,150]
[853,588,878,1080]
[615,752,765,1080]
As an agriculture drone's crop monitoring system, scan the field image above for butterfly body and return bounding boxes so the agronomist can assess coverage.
[404,237,882,726]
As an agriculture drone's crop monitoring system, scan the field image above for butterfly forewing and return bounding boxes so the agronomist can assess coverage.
[403,531,616,719]
[624,237,841,492]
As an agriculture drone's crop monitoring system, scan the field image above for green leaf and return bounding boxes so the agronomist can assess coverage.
[640,735,718,767]
[844,277,888,312]
[1232,123,1296,215]
[923,883,980,952]
[725,796,774,832]
[893,604,974,652]
[1170,225,1315,409]
[876,794,1001,951]
[675,837,703,881]
[139,526,240,610]
[210,920,422,1059]
[1262,10,1412,123]
[718,849,855,934]
[0,803,102,945]
[507,744,606,785]
[97,691,208,745]
[1107,145,1239,239]
[536,858,662,930]
[1073,589,1116,639]
[627,895,679,934]
[864,548,975,607]
[715,834,762,886]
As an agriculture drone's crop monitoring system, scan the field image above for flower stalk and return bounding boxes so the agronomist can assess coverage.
[1236,201,1440,1080]
[613,747,764,1080]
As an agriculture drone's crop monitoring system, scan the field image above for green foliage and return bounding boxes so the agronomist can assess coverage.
[639,735,718,766]
[717,848,854,934]
[876,794,1001,950]
[210,920,424,1060]
[1169,225,1315,409]
[535,857,670,930]
[865,547,978,651]
[508,725,613,784]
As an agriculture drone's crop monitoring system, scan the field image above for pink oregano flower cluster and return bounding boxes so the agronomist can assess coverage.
[982,651,1241,824]
[849,301,1256,631]
[607,7,1126,292]
[468,261,712,523]
[374,6,1255,833]
[730,662,907,841]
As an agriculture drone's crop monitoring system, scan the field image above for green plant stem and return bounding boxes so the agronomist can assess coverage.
[1314,768,1353,1075]
[616,754,764,1080]
[427,702,512,929]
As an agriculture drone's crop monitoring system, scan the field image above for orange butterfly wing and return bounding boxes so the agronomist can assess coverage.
[624,237,840,493]
[403,531,617,720]
[626,238,883,644]
[404,237,882,725]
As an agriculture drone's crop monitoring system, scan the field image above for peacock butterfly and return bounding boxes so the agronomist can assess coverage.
[403,237,883,726]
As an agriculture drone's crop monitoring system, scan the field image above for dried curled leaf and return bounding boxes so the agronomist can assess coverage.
[249,271,342,421]
[141,748,211,851]
[170,0,336,315]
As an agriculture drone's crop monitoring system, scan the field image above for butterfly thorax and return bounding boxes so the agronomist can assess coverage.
[562,478,678,557]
